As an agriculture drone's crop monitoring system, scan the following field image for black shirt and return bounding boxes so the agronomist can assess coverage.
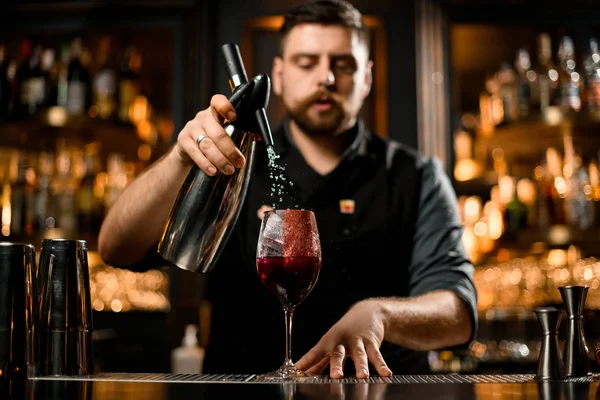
[200,117,478,376]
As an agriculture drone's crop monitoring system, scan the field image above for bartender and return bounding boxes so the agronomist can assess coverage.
[98,0,478,378]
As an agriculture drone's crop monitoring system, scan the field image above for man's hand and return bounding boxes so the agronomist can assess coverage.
[174,94,245,176]
[295,300,393,379]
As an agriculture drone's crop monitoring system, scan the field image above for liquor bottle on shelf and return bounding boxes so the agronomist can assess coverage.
[66,37,91,115]
[55,43,70,108]
[535,155,554,232]
[504,177,528,239]
[92,36,116,120]
[34,150,55,234]
[118,45,142,125]
[535,33,559,113]
[497,62,519,123]
[566,155,594,231]
[0,44,9,120]
[18,44,47,118]
[40,48,56,109]
[13,39,33,120]
[76,151,104,236]
[583,38,600,112]
[9,152,35,239]
[52,144,77,237]
[479,74,504,136]
[514,48,536,119]
[590,153,600,227]
[557,36,582,112]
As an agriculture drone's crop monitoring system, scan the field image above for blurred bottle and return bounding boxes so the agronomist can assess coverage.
[55,43,71,108]
[566,155,594,231]
[557,36,582,112]
[9,152,35,239]
[497,62,519,123]
[479,74,504,136]
[0,44,9,120]
[118,46,142,124]
[535,156,553,231]
[504,177,527,239]
[171,325,204,374]
[535,33,559,113]
[13,39,33,119]
[18,44,47,117]
[93,36,116,120]
[52,143,77,237]
[34,150,55,234]
[40,48,56,109]
[76,151,103,236]
[583,38,600,112]
[514,48,536,119]
[66,37,91,115]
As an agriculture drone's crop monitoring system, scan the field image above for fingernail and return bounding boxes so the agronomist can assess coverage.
[235,156,245,168]
[207,166,217,175]
[224,164,234,174]
[382,367,392,376]
[227,111,236,121]
[361,368,370,377]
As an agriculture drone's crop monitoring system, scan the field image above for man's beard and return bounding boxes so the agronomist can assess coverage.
[288,90,346,136]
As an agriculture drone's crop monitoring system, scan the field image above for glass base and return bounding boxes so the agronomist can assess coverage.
[256,361,315,382]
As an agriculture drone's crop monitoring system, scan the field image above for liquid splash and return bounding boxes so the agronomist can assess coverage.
[266,145,296,209]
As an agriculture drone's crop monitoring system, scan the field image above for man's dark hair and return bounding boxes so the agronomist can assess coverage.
[278,0,370,55]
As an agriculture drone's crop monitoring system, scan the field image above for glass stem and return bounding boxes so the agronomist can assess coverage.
[284,309,294,366]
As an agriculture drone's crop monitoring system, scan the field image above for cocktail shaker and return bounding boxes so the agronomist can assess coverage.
[0,242,37,379]
[36,239,94,376]
[158,43,274,273]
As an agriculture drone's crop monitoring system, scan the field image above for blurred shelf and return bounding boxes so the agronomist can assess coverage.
[494,224,600,252]
[471,224,600,267]
[454,172,498,199]
[0,107,147,161]
[480,109,600,164]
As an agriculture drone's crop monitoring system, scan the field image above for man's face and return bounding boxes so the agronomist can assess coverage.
[272,23,372,136]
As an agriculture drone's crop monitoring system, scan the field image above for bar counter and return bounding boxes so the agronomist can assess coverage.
[2,373,600,399]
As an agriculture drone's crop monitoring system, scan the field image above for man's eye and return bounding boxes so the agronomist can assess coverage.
[297,59,316,69]
[334,61,355,73]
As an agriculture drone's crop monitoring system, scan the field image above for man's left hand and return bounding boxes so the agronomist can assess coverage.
[295,299,393,379]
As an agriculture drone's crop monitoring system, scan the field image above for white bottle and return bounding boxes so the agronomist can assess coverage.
[171,324,205,374]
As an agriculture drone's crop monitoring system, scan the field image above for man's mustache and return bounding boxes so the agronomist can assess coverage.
[296,90,343,111]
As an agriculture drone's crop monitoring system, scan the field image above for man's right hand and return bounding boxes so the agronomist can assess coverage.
[174,94,246,176]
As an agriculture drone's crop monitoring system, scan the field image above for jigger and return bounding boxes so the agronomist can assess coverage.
[559,285,591,378]
[534,307,564,381]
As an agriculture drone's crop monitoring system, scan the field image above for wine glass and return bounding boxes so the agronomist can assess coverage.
[256,209,322,381]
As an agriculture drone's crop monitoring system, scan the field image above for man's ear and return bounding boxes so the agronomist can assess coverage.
[362,59,373,99]
[272,56,283,96]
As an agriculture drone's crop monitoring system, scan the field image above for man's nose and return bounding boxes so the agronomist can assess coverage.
[316,65,335,88]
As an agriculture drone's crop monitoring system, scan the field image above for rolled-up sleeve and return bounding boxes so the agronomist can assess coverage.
[407,157,478,340]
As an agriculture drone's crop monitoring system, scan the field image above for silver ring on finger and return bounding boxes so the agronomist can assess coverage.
[196,134,207,147]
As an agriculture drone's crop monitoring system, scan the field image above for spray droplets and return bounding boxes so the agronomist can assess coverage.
[266,145,295,208]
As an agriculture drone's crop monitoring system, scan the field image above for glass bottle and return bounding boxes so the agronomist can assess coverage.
[66,37,91,115]
[557,36,582,112]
